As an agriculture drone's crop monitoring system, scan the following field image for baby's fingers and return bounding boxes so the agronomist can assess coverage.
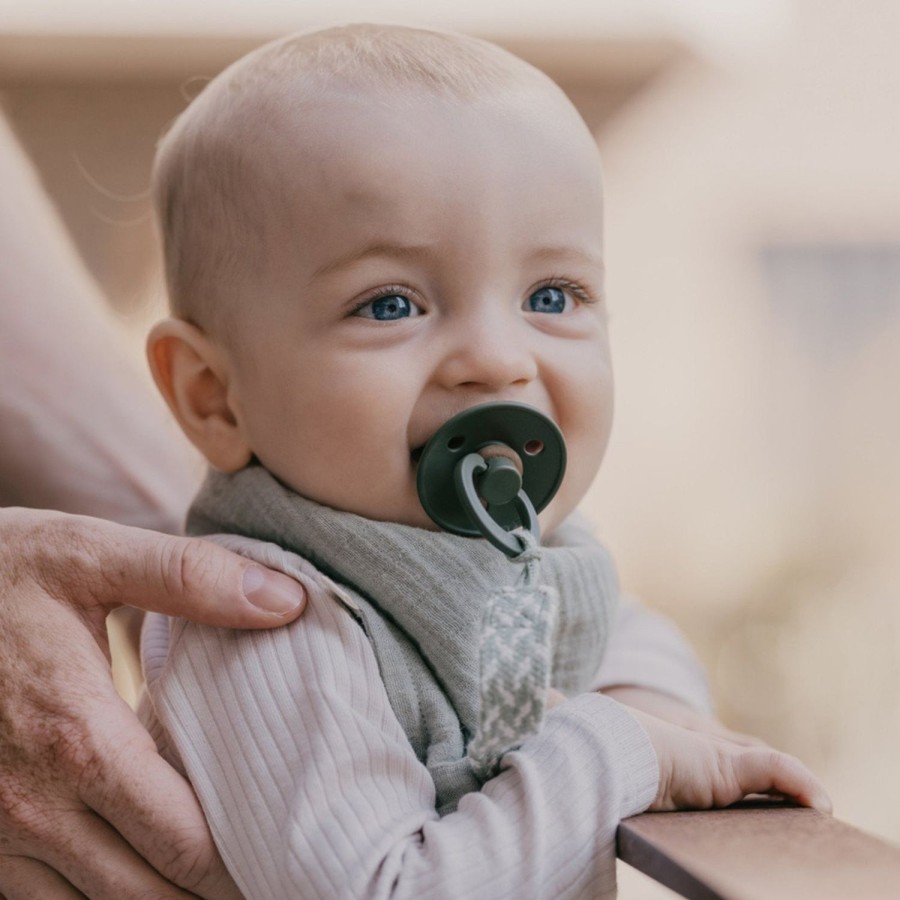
[734,750,832,814]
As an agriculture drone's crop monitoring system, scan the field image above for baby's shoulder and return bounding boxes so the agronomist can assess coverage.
[145,533,376,698]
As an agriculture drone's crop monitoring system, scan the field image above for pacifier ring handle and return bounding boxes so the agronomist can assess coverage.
[416,400,566,546]
[454,453,540,558]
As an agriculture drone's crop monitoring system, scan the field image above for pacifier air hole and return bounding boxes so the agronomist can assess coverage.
[447,435,465,451]
[523,439,544,456]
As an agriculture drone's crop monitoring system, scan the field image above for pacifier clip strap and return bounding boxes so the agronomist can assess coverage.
[466,533,558,782]
[415,402,567,780]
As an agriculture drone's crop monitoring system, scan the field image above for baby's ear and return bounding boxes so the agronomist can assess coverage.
[147,318,252,472]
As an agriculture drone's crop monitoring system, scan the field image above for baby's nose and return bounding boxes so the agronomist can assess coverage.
[436,315,537,391]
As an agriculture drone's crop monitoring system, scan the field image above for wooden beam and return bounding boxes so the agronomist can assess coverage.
[0,32,683,90]
[618,804,900,900]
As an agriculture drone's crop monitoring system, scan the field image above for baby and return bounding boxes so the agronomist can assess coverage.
[140,24,829,899]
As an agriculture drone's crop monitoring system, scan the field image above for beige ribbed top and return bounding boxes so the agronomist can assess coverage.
[141,548,710,899]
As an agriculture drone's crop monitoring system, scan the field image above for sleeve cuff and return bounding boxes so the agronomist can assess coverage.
[545,692,659,818]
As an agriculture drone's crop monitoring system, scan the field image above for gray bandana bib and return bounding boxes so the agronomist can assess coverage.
[188,465,618,813]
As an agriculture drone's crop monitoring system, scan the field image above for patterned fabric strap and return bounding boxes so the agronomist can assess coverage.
[466,531,559,781]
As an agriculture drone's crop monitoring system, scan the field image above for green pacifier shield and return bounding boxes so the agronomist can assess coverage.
[416,402,566,546]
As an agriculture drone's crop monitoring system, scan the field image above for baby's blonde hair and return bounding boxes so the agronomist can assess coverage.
[153,24,562,331]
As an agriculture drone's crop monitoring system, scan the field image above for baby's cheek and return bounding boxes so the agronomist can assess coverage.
[558,397,612,511]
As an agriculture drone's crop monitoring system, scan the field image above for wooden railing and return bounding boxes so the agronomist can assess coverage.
[618,803,900,899]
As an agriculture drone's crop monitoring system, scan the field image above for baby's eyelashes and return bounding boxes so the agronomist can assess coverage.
[352,292,424,321]
[522,278,599,314]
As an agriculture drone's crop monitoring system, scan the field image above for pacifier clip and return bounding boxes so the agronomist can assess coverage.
[416,402,567,780]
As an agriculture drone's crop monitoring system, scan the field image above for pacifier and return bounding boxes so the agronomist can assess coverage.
[415,401,567,557]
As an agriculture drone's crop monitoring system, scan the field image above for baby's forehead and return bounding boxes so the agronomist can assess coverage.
[171,24,598,213]
[154,26,602,329]
[238,74,591,178]
[247,86,599,219]
[224,70,565,148]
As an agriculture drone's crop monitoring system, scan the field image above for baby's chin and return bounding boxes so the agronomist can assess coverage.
[270,469,440,530]
[536,495,576,539]
[267,461,576,539]
[356,492,573,543]
[357,503,443,532]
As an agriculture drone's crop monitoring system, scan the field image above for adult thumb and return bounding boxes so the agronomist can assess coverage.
[39,511,306,628]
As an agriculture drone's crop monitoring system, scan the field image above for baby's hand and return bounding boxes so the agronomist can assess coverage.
[604,685,763,748]
[546,687,568,709]
[630,709,832,814]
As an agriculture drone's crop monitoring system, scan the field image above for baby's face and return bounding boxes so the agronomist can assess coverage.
[223,85,612,532]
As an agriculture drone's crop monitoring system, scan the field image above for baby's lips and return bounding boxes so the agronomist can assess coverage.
[408,424,447,464]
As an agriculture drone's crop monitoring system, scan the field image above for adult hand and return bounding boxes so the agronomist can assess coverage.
[0,507,306,899]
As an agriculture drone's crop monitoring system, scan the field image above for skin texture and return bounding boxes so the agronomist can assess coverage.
[150,76,830,828]
[0,110,306,899]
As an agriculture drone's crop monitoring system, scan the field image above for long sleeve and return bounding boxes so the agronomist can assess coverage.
[0,109,198,529]
[545,513,713,714]
[142,584,658,899]
[591,595,714,714]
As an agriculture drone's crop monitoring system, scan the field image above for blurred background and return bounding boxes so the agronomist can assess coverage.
[2,1,898,894]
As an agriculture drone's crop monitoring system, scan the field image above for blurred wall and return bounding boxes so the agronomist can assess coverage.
[590,0,900,842]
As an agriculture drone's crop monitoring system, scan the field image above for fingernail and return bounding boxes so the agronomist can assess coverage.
[242,566,305,616]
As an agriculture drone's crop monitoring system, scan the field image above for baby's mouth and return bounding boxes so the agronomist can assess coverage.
[410,445,425,465]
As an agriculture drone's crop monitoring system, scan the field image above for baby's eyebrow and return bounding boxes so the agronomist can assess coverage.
[313,241,437,279]
[524,245,605,271]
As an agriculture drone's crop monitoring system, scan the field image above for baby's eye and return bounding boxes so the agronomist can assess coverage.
[525,286,573,314]
[353,294,422,321]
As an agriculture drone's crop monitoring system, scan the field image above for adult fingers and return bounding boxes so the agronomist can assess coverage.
[0,856,86,900]
[79,705,241,899]
[0,508,249,897]
[0,641,233,900]
[732,749,832,814]
[26,509,306,628]
[24,809,198,900]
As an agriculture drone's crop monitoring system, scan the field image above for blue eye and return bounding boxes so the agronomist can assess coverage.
[526,286,569,314]
[354,294,420,321]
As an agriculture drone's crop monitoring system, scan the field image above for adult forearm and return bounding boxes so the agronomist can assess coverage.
[0,108,197,530]
[593,596,714,713]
